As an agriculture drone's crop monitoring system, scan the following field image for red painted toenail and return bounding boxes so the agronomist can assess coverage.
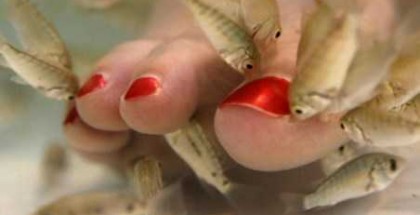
[124,77,160,100]
[221,77,291,117]
[77,74,107,97]
[64,107,79,125]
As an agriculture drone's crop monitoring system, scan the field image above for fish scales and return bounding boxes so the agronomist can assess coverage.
[7,0,72,69]
[304,153,405,210]
[0,43,78,100]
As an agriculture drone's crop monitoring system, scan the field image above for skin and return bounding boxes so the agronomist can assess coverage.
[64,0,394,171]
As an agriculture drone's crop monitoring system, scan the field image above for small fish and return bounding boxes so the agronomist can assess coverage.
[290,11,359,119]
[320,141,359,176]
[40,142,68,190]
[0,39,79,100]
[375,44,420,109]
[165,119,233,195]
[240,0,282,44]
[304,153,405,210]
[183,0,260,75]
[129,156,163,203]
[34,191,146,215]
[327,40,396,113]
[373,5,420,109]
[165,118,283,215]
[340,103,420,147]
[6,0,72,69]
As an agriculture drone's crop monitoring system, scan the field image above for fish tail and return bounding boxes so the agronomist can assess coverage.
[225,183,285,215]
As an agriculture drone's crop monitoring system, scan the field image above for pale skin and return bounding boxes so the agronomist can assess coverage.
[64,0,394,171]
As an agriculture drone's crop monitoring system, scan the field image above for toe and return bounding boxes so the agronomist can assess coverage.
[120,38,242,134]
[76,40,160,131]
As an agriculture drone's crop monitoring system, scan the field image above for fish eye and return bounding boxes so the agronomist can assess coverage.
[68,95,75,100]
[246,64,254,70]
[390,159,397,171]
[294,108,303,115]
[275,30,281,39]
[340,122,345,130]
[338,145,345,153]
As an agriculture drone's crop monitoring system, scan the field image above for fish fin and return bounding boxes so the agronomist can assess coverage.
[10,75,28,85]
[225,183,285,215]
[278,192,305,214]
[6,0,72,69]
[200,0,244,27]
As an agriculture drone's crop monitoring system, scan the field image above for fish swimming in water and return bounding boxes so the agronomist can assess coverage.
[305,153,405,210]
[0,0,78,100]
[340,103,420,147]
[290,9,360,119]
[183,0,260,76]
[128,156,164,203]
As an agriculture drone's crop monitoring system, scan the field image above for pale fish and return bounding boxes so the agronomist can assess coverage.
[373,5,420,109]
[165,118,282,215]
[6,0,72,69]
[320,141,359,176]
[40,142,68,191]
[304,153,406,210]
[240,0,282,44]
[0,38,79,100]
[128,156,163,203]
[340,103,420,147]
[296,1,336,65]
[165,119,233,195]
[290,12,359,119]
[34,191,146,215]
[327,40,396,113]
[183,0,259,75]
[375,43,420,109]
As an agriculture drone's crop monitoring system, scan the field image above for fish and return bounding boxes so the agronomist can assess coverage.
[165,119,233,195]
[375,43,420,109]
[304,153,406,210]
[290,10,360,119]
[40,142,68,191]
[33,191,146,215]
[340,103,420,147]
[165,118,283,215]
[6,0,72,69]
[327,40,396,113]
[320,141,359,176]
[240,0,282,44]
[389,93,420,122]
[183,0,260,75]
[128,156,163,203]
[372,5,420,109]
[0,38,79,100]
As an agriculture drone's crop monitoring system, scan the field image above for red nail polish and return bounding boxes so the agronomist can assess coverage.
[124,77,160,100]
[64,107,79,125]
[77,74,107,97]
[221,77,291,117]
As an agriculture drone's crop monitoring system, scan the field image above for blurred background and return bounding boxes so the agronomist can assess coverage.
[0,0,153,214]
